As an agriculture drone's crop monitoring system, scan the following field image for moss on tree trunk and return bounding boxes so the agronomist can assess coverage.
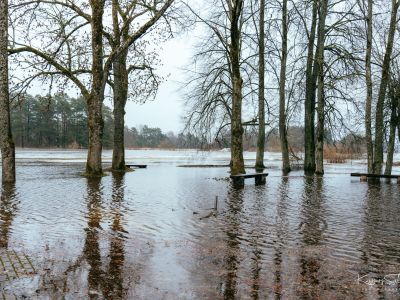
[0,0,16,183]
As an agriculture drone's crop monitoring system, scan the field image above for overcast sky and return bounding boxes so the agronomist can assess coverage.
[23,20,197,135]
[116,31,196,134]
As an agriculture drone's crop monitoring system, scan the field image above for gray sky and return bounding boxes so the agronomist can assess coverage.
[120,32,195,134]
[24,21,197,135]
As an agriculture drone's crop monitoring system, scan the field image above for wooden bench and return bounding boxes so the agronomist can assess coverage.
[351,173,400,183]
[126,164,147,169]
[230,173,269,187]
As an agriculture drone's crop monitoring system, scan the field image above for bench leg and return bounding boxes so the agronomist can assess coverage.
[255,176,266,185]
[360,176,367,182]
[231,177,244,188]
[397,177,400,184]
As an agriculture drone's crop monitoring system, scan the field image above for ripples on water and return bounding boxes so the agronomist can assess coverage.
[0,150,400,299]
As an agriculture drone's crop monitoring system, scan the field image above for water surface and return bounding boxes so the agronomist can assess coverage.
[1,150,400,299]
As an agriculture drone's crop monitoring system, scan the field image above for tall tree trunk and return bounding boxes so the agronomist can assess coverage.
[229,0,245,175]
[365,0,373,173]
[86,0,105,177]
[255,0,266,170]
[373,0,399,174]
[304,0,318,173]
[112,53,128,171]
[315,0,328,175]
[111,0,129,171]
[279,0,290,174]
[384,85,397,175]
[0,0,16,183]
[315,75,325,175]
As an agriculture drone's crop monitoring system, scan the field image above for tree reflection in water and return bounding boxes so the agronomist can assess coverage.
[249,186,265,300]
[273,176,290,299]
[84,177,104,297]
[223,187,244,299]
[361,180,400,298]
[298,176,326,299]
[103,173,127,299]
[0,183,18,249]
[84,174,127,299]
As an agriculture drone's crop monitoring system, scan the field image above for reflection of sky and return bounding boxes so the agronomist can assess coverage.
[2,149,400,298]
[122,33,194,133]
[12,149,400,173]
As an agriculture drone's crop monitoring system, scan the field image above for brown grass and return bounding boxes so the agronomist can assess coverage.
[324,145,362,164]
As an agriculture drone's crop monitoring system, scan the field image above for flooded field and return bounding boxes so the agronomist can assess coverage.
[1,149,400,299]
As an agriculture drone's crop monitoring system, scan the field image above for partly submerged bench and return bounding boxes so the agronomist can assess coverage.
[126,164,147,169]
[351,173,400,182]
[230,172,269,187]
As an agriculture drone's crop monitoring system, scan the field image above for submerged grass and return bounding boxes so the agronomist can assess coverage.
[324,145,363,164]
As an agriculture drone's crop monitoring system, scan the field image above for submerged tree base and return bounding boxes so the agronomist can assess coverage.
[106,166,135,173]
[80,171,109,178]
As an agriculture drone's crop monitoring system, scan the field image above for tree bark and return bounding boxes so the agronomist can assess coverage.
[86,0,106,177]
[112,53,128,171]
[111,0,129,171]
[373,0,399,174]
[255,0,266,170]
[365,0,373,173]
[279,0,290,174]
[384,85,398,175]
[0,0,16,183]
[229,0,245,175]
[304,0,318,173]
[315,0,328,175]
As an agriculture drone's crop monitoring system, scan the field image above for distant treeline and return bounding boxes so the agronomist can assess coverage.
[11,94,204,149]
[11,94,113,148]
[11,94,365,152]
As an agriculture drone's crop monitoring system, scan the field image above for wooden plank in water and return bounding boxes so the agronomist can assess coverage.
[230,172,269,187]
[126,164,147,169]
[350,173,400,179]
[177,164,229,168]
[230,172,269,179]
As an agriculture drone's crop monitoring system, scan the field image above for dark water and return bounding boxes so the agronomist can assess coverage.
[1,156,400,299]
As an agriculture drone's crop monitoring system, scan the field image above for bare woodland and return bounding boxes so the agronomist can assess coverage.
[1,0,400,180]
[183,0,400,175]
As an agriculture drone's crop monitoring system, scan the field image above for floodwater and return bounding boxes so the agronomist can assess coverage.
[1,149,400,299]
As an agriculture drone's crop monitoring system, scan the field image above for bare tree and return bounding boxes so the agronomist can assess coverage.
[372,0,399,174]
[363,0,374,173]
[109,0,173,171]
[183,0,247,175]
[9,0,174,176]
[0,0,16,183]
[279,0,290,173]
[315,0,328,175]
[229,0,246,175]
[304,0,318,173]
[384,81,398,175]
[255,0,266,170]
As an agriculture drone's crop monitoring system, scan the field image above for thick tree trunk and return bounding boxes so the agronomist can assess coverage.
[86,0,105,177]
[229,0,245,175]
[365,0,373,173]
[255,0,266,170]
[86,95,104,176]
[304,0,318,173]
[0,0,16,183]
[384,87,397,175]
[111,0,129,171]
[315,75,325,175]
[279,0,290,174]
[315,0,328,175]
[0,182,16,248]
[112,53,128,171]
[373,0,399,174]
